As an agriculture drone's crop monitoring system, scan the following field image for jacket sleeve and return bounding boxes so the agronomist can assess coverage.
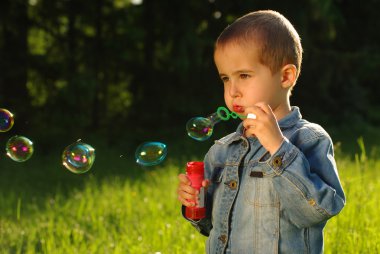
[261,132,346,228]
[181,205,213,236]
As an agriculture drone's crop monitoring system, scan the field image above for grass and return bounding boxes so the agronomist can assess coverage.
[0,141,208,254]
[323,138,380,253]
[0,137,379,253]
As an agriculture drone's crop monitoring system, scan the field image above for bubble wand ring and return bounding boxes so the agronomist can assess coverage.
[216,106,246,121]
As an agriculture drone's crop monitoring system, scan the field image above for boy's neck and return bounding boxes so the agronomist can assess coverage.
[272,102,291,121]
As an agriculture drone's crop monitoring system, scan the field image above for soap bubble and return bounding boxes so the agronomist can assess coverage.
[62,141,95,174]
[186,117,214,141]
[0,108,14,132]
[186,107,246,141]
[135,142,167,166]
[6,135,34,162]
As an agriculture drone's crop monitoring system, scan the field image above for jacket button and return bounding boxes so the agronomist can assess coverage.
[272,156,282,167]
[308,199,316,206]
[228,180,238,190]
[218,234,227,244]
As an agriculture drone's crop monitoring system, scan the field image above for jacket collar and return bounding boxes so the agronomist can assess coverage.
[278,106,302,129]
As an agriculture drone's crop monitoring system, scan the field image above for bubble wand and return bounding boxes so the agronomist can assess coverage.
[186,106,256,141]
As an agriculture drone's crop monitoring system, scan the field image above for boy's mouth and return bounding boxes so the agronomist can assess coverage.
[233,105,244,113]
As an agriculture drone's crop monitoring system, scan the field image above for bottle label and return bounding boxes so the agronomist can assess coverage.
[197,187,205,208]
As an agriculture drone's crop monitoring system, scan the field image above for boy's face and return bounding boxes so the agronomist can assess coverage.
[214,43,287,116]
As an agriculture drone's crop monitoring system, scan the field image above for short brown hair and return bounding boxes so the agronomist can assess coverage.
[215,10,303,78]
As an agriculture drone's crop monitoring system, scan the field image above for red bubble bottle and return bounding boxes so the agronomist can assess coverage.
[185,161,206,220]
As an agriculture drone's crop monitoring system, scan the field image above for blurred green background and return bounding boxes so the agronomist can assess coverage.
[1,0,380,155]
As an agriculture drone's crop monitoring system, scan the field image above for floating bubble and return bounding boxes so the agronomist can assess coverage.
[186,117,215,141]
[186,111,223,141]
[186,107,248,141]
[0,108,15,132]
[62,141,95,174]
[135,142,167,166]
[6,135,34,162]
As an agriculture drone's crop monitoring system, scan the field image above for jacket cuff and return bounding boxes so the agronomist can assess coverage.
[181,205,212,236]
[266,137,298,175]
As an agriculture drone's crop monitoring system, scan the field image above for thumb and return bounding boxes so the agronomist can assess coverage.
[202,179,210,188]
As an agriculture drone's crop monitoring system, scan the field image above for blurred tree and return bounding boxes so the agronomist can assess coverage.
[0,0,30,132]
[0,0,379,145]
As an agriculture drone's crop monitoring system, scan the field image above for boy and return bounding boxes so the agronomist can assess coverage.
[177,10,345,254]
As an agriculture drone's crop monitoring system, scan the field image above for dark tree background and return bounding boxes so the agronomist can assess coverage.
[1,0,379,150]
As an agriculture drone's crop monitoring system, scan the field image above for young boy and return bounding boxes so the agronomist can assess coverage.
[177,10,345,254]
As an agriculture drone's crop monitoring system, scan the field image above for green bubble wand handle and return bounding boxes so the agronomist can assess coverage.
[216,106,256,121]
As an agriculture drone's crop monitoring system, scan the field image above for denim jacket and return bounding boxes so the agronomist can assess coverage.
[184,106,345,254]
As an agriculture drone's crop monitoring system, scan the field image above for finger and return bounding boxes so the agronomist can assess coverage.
[242,118,256,130]
[255,102,273,115]
[244,126,256,137]
[254,103,279,124]
[177,184,199,199]
[178,188,198,202]
[178,183,198,195]
[244,105,266,119]
[202,179,210,188]
[178,194,196,207]
[178,173,191,185]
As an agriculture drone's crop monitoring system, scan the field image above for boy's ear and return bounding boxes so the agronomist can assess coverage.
[280,64,297,89]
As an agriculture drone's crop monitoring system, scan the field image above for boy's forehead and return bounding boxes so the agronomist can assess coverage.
[214,43,262,73]
[214,42,259,61]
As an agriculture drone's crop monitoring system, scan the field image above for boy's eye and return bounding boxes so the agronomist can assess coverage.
[240,73,250,79]
[221,76,229,83]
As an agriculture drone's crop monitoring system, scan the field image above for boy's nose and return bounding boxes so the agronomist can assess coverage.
[228,82,241,98]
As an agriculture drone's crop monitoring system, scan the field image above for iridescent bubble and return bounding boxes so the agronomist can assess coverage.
[186,107,246,141]
[0,108,14,132]
[186,117,214,141]
[62,141,95,174]
[6,135,34,162]
[135,142,167,166]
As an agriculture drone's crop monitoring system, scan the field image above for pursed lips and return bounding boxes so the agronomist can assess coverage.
[233,105,244,113]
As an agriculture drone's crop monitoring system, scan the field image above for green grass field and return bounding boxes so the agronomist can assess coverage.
[0,138,379,253]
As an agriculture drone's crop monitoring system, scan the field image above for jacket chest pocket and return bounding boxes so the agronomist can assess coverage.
[243,167,279,207]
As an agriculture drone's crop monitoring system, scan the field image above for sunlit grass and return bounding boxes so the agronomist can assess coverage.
[324,139,380,253]
[0,140,379,253]
[0,152,206,253]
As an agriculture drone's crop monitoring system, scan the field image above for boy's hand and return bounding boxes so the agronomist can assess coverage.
[243,103,284,155]
[177,173,210,207]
